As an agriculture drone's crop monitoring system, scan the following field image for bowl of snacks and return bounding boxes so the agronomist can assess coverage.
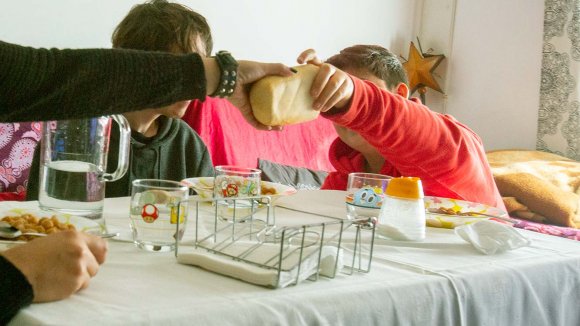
[0,208,101,242]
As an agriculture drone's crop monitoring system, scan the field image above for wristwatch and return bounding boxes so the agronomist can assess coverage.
[210,50,239,98]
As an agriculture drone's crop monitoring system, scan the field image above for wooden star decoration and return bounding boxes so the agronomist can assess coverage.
[402,41,445,95]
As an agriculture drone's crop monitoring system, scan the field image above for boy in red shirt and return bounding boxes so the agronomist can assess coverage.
[297,45,505,210]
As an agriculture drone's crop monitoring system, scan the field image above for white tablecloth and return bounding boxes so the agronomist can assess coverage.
[5,191,580,326]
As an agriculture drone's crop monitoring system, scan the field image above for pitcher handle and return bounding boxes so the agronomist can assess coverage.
[102,115,131,182]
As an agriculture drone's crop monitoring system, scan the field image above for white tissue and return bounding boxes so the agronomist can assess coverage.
[455,220,531,255]
[177,244,343,288]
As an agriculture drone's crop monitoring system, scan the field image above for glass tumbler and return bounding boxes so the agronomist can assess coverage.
[130,179,189,252]
[213,166,261,222]
[345,172,391,221]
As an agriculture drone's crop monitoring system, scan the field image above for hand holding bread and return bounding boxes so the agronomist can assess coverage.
[296,48,354,114]
[226,60,295,130]
[250,64,320,126]
[224,50,354,129]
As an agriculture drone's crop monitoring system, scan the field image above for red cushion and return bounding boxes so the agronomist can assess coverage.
[183,98,337,171]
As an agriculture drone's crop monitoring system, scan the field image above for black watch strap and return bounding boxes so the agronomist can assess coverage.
[210,50,239,98]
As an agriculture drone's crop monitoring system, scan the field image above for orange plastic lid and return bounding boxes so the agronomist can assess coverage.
[385,177,424,199]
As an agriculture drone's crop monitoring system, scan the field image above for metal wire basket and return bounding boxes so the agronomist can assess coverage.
[175,194,376,288]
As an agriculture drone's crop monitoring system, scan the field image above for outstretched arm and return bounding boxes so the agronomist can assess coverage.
[296,48,354,113]
[0,40,294,129]
[0,40,207,122]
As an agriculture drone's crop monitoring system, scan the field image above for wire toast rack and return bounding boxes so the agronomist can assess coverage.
[174,194,376,288]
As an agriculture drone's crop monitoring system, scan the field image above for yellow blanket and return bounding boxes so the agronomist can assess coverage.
[486,150,580,228]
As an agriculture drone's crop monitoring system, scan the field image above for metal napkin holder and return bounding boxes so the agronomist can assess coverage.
[175,195,376,288]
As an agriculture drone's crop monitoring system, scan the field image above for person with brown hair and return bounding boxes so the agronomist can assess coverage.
[27,0,217,199]
[111,0,213,56]
[298,45,504,210]
[0,5,293,321]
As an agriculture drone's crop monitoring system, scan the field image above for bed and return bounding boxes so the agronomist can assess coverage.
[487,149,580,240]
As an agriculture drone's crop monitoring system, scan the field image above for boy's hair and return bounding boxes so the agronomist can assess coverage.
[111,0,212,56]
[326,45,408,90]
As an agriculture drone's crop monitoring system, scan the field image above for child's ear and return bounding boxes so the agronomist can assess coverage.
[395,83,409,99]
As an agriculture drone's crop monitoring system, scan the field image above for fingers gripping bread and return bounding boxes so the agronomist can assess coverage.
[250,64,320,126]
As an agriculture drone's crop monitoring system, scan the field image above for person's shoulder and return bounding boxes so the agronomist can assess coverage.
[172,118,193,128]
[172,118,202,135]
[170,118,206,145]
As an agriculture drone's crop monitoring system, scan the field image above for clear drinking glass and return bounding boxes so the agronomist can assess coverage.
[130,179,189,252]
[213,166,261,222]
[345,173,391,221]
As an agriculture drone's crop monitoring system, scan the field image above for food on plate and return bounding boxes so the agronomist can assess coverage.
[430,207,486,217]
[260,182,277,196]
[182,177,298,202]
[250,64,320,126]
[1,214,75,241]
[423,196,512,229]
[432,207,461,215]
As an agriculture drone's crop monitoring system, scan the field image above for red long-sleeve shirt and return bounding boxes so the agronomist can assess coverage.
[322,76,505,211]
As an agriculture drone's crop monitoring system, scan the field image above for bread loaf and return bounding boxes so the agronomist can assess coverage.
[250,64,320,126]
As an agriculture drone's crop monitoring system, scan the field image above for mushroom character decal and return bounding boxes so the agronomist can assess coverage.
[141,203,159,223]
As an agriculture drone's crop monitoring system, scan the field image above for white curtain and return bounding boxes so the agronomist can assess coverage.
[538,0,580,160]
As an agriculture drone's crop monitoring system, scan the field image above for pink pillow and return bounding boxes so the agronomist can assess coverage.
[183,98,337,171]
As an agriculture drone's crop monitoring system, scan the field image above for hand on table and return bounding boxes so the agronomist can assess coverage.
[1,230,108,302]
[297,48,354,113]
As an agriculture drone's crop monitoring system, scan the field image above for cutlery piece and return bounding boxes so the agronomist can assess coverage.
[426,208,517,224]
[93,232,121,239]
[0,221,27,238]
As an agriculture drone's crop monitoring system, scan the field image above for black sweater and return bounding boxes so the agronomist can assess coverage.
[0,40,207,122]
[105,116,214,197]
[0,40,208,323]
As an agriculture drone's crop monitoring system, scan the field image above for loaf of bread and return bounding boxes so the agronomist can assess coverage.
[250,64,320,126]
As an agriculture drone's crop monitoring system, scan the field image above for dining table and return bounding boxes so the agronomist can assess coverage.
[4,190,580,326]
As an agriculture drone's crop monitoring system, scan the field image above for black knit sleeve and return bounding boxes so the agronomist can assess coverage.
[0,40,207,123]
[0,255,34,325]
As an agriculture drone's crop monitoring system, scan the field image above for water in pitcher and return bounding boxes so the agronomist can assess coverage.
[39,160,105,225]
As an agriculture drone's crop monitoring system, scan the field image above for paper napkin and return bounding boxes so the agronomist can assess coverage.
[177,243,343,288]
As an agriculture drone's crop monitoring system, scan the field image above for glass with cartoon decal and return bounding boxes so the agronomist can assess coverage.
[130,179,189,252]
[213,166,261,222]
[345,173,391,221]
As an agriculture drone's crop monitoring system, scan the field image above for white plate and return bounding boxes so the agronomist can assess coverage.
[424,196,508,229]
[0,208,101,244]
[181,177,298,202]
